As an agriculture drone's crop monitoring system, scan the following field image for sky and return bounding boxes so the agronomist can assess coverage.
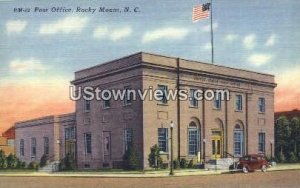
[0,0,300,133]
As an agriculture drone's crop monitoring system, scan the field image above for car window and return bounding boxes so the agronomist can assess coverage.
[251,156,258,161]
[240,156,250,161]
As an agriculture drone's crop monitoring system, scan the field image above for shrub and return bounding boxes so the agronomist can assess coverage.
[40,154,49,167]
[161,163,169,169]
[0,150,7,169]
[148,144,163,168]
[188,159,194,168]
[180,158,187,169]
[21,161,26,168]
[60,154,75,171]
[17,161,26,169]
[173,159,179,169]
[264,155,271,161]
[6,154,18,168]
[123,145,139,170]
[28,161,39,170]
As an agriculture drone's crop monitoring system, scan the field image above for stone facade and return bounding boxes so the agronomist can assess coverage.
[15,113,75,164]
[72,52,276,169]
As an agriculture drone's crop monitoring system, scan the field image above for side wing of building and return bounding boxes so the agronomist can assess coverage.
[15,113,75,165]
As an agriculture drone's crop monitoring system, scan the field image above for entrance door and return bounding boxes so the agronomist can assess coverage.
[212,130,222,159]
[65,141,76,159]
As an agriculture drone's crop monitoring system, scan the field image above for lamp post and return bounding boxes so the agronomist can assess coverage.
[203,139,206,168]
[170,121,174,175]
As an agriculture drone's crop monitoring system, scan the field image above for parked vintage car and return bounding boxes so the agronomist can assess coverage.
[237,154,270,173]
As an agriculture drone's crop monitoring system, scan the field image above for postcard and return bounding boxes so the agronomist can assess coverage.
[0,0,299,188]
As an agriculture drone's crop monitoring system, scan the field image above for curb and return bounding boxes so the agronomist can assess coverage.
[0,166,299,178]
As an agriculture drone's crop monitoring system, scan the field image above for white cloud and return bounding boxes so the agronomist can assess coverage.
[110,26,132,41]
[202,22,218,32]
[39,16,88,35]
[224,34,238,43]
[93,26,132,41]
[142,27,189,43]
[9,58,47,73]
[243,34,256,49]
[93,27,109,39]
[201,42,211,51]
[6,20,27,34]
[248,53,272,66]
[265,34,276,47]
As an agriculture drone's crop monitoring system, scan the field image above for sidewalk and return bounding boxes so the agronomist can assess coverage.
[0,164,299,178]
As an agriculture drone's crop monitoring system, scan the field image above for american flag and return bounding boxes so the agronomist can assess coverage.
[192,3,211,22]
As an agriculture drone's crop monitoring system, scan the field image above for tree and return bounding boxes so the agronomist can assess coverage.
[275,116,291,160]
[276,151,286,163]
[289,152,298,163]
[123,145,139,170]
[290,117,300,155]
[148,144,163,168]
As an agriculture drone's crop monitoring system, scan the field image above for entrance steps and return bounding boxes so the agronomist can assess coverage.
[38,161,60,172]
[207,158,235,170]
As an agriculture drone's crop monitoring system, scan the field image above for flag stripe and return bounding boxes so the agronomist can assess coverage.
[192,3,210,22]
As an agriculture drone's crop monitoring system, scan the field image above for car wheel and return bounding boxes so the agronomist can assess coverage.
[261,165,267,172]
[242,166,248,173]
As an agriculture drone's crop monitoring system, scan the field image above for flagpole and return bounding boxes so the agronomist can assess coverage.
[210,0,214,64]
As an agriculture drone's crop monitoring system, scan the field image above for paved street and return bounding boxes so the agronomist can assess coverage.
[0,170,299,188]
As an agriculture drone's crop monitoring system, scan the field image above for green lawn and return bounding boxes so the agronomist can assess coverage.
[0,169,36,173]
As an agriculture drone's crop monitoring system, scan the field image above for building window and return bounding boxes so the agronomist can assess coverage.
[7,139,14,147]
[188,128,199,155]
[258,132,265,153]
[84,99,91,112]
[65,127,75,140]
[44,137,49,155]
[258,97,265,113]
[190,89,198,107]
[31,138,36,159]
[65,127,76,158]
[158,128,168,152]
[233,125,244,156]
[103,99,111,109]
[213,92,221,109]
[124,129,133,151]
[20,139,24,156]
[104,136,110,153]
[157,85,168,104]
[84,133,92,155]
[124,86,133,106]
[235,94,243,111]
